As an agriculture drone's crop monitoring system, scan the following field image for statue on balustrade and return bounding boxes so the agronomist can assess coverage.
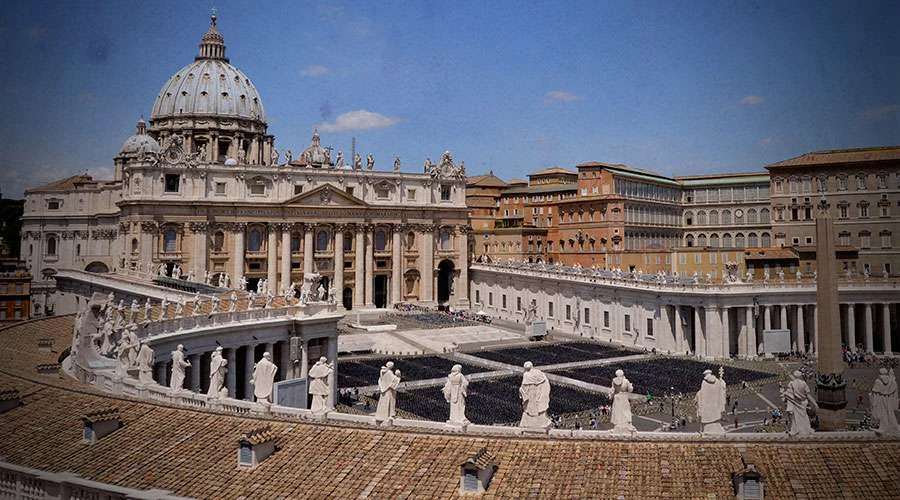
[207,346,228,398]
[871,367,899,436]
[523,300,538,326]
[129,300,140,321]
[159,297,169,320]
[442,364,469,425]
[695,368,727,435]
[115,324,140,377]
[143,298,152,322]
[172,264,182,280]
[781,370,816,436]
[174,300,184,318]
[317,282,327,301]
[157,263,167,277]
[375,361,401,424]
[204,270,212,285]
[229,292,238,312]
[169,344,190,392]
[136,341,155,384]
[610,369,636,434]
[308,356,334,413]
[519,361,551,430]
[211,295,221,313]
[251,352,278,404]
[328,285,336,305]
[186,269,195,282]
[192,295,203,316]
[97,318,116,356]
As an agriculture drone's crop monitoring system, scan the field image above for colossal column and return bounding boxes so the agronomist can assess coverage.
[883,303,892,354]
[190,222,208,280]
[232,223,245,284]
[457,226,469,306]
[863,303,873,353]
[280,225,291,293]
[421,226,434,303]
[354,225,365,309]
[391,226,402,305]
[189,353,201,391]
[334,227,344,307]
[267,225,277,291]
[846,304,856,351]
[303,225,314,275]
[796,305,806,353]
[780,305,788,332]
[364,227,374,307]
[814,195,846,430]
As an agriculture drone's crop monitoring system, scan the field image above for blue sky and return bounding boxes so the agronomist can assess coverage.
[1,0,898,197]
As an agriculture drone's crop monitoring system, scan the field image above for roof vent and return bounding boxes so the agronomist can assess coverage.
[0,389,22,414]
[237,426,277,469]
[36,363,60,375]
[732,455,765,500]
[460,447,497,495]
[37,338,54,352]
[81,408,121,444]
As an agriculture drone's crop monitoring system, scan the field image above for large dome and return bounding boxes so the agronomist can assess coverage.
[150,15,266,124]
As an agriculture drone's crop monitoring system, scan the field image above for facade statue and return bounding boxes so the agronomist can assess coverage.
[519,361,551,429]
[796,270,803,282]
[172,264,182,279]
[284,149,292,164]
[393,156,401,172]
[353,152,362,170]
[174,300,184,318]
[116,334,133,378]
[211,295,220,313]
[610,369,636,434]
[270,148,279,166]
[317,282,326,301]
[871,367,899,435]
[238,275,247,291]
[207,346,227,398]
[374,361,400,424]
[442,364,469,425]
[265,291,274,308]
[366,153,374,170]
[777,269,785,283]
[159,297,170,320]
[157,263,167,276]
[695,369,727,434]
[335,150,345,168]
[97,318,116,356]
[523,299,538,326]
[143,298,152,322]
[136,342,155,384]
[251,352,278,403]
[229,291,238,312]
[308,356,334,413]
[328,285,336,305]
[204,270,212,285]
[170,344,190,392]
[424,157,433,174]
[781,370,816,436]
[129,300,140,321]
[192,296,203,316]
[237,148,246,164]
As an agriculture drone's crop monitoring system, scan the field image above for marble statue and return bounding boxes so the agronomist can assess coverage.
[871,367,899,435]
[317,282,326,301]
[393,156,401,172]
[97,317,116,356]
[237,148,246,164]
[192,296,203,316]
[375,361,400,424]
[366,153,374,170]
[523,299,537,326]
[335,150,345,168]
[170,344,190,391]
[238,275,247,291]
[610,369,636,434]
[796,270,803,282]
[777,269,785,283]
[143,298,152,322]
[353,152,362,170]
[284,149,293,164]
[211,295,220,313]
[229,292,238,312]
[328,285,336,305]
[271,148,279,166]
[251,352,278,404]
[308,356,334,413]
[116,300,126,321]
[264,291,274,308]
[157,263,167,276]
[174,300,185,318]
[186,270,195,282]
[172,264,182,280]
[159,297,169,320]
[204,270,212,285]
[207,346,227,398]
[781,370,816,436]
[763,268,770,283]
[519,361,551,429]
[424,157,433,174]
[695,369,727,434]
[136,342,155,384]
[130,300,140,321]
[115,335,132,377]
[442,364,469,425]
[745,270,753,283]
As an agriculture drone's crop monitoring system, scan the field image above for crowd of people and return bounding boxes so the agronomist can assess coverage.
[388,304,484,329]
[338,356,483,388]
[473,342,632,367]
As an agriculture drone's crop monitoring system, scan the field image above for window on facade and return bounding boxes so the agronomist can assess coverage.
[475,290,481,304]
[293,184,303,195]
[215,182,226,194]
[721,210,731,224]
[759,208,770,223]
[213,231,225,252]
[502,295,507,309]
[46,236,57,256]
[604,310,610,328]
[344,232,354,252]
[248,229,263,252]
[624,314,631,332]
[344,186,354,196]
[838,176,848,191]
[698,234,707,247]
[646,318,654,337]
[488,292,493,306]
[856,175,866,190]
[584,307,590,324]
[316,230,330,252]
[290,235,301,253]
[860,232,871,249]
[774,180,783,193]
[548,302,554,317]
[877,174,887,189]
[709,234,720,248]
[440,185,451,201]
[374,230,387,252]
[131,238,139,254]
[838,204,848,219]
[839,231,851,246]
[440,230,452,251]
[407,188,416,200]
[708,210,719,225]
[164,174,180,193]
[516,296,522,311]
[48,200,60,210]
[859,204,869,218]
[565,304,571,320]
[735,233,745,248]
[761,233,771,247]
[881,231,892,248]
[748,233,758,247]
[250,182,265,195]
[164,229,177,253]
[375,185,390,199]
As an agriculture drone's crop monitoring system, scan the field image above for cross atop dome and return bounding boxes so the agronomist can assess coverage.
[197,11,228,62]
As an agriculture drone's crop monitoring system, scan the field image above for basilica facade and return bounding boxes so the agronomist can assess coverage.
[21,15,470,314]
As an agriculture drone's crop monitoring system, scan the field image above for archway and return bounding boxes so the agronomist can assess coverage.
[342,287,353,310]
[437,259,455,306]
[373,275,388,308]
[85,261,109,273]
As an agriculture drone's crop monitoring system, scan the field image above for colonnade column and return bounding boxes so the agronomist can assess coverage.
[226,348,237,397]
[391,227,402,305]
[364,227,374,307]
[674,306,684,354]
[189,354,201,391]
[303,226,314,275]
[354,226,365,309]
[811,305,818,355]
[334,228,344,308]
[280,226,291,294]
[421,227,434,303]
[883,304,892,354]
[267,225,277,291]
[244,345,256,401]
[279,340,291,381]
[694,307,705,357]
[300,340,309,379]
[457,227,469,306]
[745,307,756,358]
[863,303,874,353]
[796,305,806,353]
[327,337,338,408]
[232,224,245,283]
[847,304,856,351]
[780,305,788,332]
[764,306,771,330]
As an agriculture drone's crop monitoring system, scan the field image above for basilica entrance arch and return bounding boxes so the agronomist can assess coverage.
[437,259,455,306]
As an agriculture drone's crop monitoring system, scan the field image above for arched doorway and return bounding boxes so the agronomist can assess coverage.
[342,287,353,310]
[437,259,455,306]
[85,261,109,273]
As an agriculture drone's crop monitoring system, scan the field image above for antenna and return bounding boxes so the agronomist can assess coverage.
[351,137,356,163]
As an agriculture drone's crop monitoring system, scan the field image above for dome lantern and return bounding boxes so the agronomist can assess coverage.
[197,10,227,62]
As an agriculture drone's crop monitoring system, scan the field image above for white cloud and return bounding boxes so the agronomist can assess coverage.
[301,65,331,77]
[739,95,765,106]
[317,110,400,132]
[759,137,772,145]
[861,104,900,122]
[544,90,582,104]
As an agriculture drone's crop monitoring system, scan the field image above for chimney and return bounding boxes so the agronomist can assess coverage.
[237,426,277,469]
[0,389,21,414]
[38,338,54,353]
[732,453,765,500]
[36,363,61,375]
[81,408,121,444]
[459,447,497,495]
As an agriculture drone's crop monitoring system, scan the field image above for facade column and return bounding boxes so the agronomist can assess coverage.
[674,306,684,354]
[421,227,434,303]
[703,305,720,359]
[279,340,291,380]
[796,305,806,353]
[334,228,344,308]
[882,303,892,354]
[354,226,365,309]
[745,307,756,358]
[863,303,874,353]
[232,224,245,284]
[267,225,277,291]
[300,340,309,379]
[189,354,201,392]
[226,348,237,397]
[280,226,291,294]
[327,337,338,408]
[847,304,856,351]
[155,362,167,386]
[456,227,469,306]
[391,227,402,305]
[192,223,208,280]
[780,305,788,332]
[364,227,374,307]
[694,307,705,357]
[764,305,771,330]
[303,226,314,275]
[244,345,256,401]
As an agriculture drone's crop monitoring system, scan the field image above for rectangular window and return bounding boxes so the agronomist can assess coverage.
[164,174,180,193]
[294,184,304,195]
[584,307,590,324]
[604,310,610,328]
[860,205,869,218]
[646,318,654,337]
[548,302,554,318]
[488,292,493,306]
[565,304,571,320]
[516,296,522,311]
[502,294,507,309]
[694,254,701,264]
[475,290,481,303]
[860,234,871,248]
[48,200,60,210]
[407,188,416,200]
[709,253,717,265]
[624,314,631,332]
[839,206,848,219]
[345,186,354,196]
[882,233,892,248]
[440,185,451,201]
[838,177,848,191]
[250,183,265,196]
[215,182,226,195]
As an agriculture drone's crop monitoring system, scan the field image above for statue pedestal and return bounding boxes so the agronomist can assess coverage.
[817,408,847,431]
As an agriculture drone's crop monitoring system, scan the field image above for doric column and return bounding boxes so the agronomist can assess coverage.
[303,226,314,275]
[267,225,277,291]
[421,226,434,303]
[863,303,874,353]
[674,306,684,354]
[796,305,806,353]
[244,345,256,401]
[364,227,374,307]
[189,354,201,392]
[847,304,856,351]
[694,306,704,356]
[334,227,345,307]
[811,304,818,355]
[226,348,237,396]
[327,336,338,408]
[300,339,309,379]
[780,305,788,331]
[882,304,892,354]
[279,340,291,381]
[232,223,245,284]
[354,225,365,309]
[391,226,402,305]
[745,306,756,358]
[280,225,291,293]
[764,305,771,330]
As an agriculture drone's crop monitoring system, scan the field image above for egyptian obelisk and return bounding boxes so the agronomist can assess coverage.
[814,194,846,430]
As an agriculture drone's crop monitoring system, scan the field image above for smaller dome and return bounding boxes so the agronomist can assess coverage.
[293,130,332,167]
[224,158,238,166]
[120,118,160,155]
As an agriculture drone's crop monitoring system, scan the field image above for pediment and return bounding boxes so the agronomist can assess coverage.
[282,184,368,208]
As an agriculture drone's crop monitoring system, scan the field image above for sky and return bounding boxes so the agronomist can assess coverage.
[1,0,899,197]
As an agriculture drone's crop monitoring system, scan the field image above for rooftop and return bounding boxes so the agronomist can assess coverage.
[767,146,900,169]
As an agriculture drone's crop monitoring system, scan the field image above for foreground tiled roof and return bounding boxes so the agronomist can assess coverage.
[25,174,98,193]
[767,146,900,168]
[1,317,899,499]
